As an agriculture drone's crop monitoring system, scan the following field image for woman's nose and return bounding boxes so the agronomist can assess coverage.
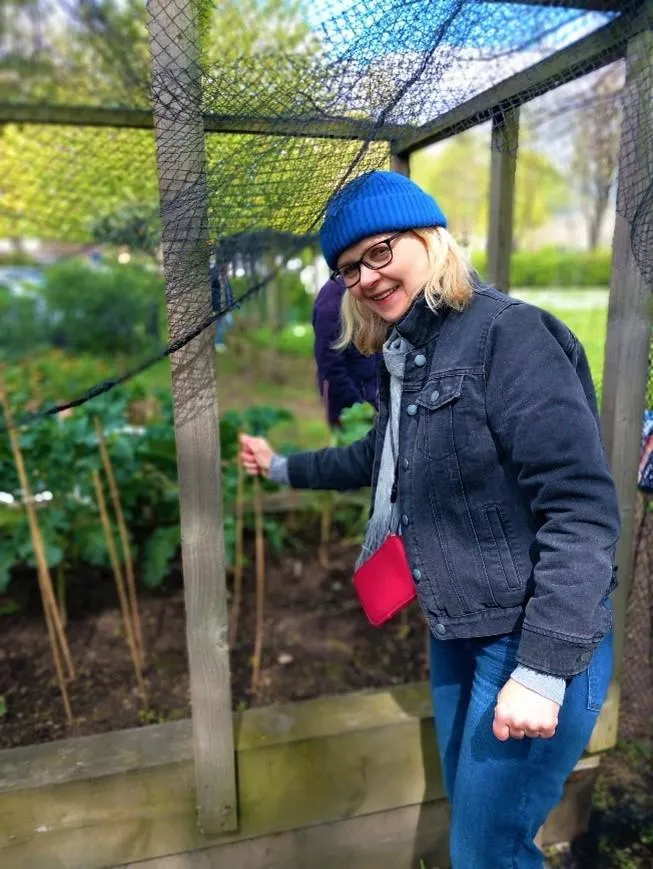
[358,263,379,290]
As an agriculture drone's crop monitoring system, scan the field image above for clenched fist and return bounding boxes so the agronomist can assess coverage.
[239,433,275,477]
[493,678,560,741]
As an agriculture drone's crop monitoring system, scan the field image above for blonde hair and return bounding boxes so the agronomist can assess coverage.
[334,227,474,356]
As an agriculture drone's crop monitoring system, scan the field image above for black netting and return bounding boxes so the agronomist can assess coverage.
[0,0,650,419]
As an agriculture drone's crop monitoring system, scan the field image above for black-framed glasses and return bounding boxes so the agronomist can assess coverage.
[331,232,404,288]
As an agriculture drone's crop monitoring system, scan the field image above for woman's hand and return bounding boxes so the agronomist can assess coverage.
[493,678,560,741]
[239,433,274,477]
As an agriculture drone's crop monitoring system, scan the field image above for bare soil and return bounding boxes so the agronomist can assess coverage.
[0,536,429,748]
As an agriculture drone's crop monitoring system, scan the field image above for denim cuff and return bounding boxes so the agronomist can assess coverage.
[511,665,566,706]
[268,454,289,485]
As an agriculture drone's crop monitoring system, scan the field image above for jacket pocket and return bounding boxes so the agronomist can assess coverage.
[485,505,522,591]
[415,373,468,460]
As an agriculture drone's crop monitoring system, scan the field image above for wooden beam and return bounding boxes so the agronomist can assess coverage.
[394,6,649,154]
[482,0,625,11]
[593,24,653,751]
[0,102,407,142]
[486,108,520,292]
[147,0,237,835]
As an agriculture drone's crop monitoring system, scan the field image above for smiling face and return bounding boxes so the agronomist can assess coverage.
[336,231,431,323]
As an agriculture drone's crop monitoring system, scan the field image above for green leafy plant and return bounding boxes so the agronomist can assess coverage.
[0,382,298,602]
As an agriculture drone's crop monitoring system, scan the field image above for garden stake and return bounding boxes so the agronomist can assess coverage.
[251,474,266,695]
[0,380,75,676]
[94,418,145,667]
[41,583,73,723]
[319,491,333,569]
[0,380,75,719]
[56,562,67,628]
[228,450,246,648]
[92,469,147,704]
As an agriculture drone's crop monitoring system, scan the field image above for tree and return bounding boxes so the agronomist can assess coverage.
[569,64,623,251]
[412,131,490,244]
[412,129,568,249]
[514,147,569,249]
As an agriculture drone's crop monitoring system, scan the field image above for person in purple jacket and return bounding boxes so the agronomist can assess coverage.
[312,277,381,427]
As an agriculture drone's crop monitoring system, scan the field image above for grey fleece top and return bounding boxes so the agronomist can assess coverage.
[268,330,566,706]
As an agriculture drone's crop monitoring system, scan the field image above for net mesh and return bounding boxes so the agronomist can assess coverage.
[1,0,652,822]
[0,0,651,418]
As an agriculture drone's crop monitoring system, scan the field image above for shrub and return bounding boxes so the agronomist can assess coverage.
[41,259,165,356]
[0,285,48,361]
[471,247,612,288]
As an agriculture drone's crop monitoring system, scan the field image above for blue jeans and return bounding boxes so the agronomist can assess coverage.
[429,629,613,868]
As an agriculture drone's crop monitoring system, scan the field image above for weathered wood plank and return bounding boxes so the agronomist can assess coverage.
[486,108,520,293]
[147,0,236,834]
[594,24,653,752]
[0,685,443,869]
[0,102,408,142]
[0,683,433,796]
[117,801,451,869]
[395,8,649,153]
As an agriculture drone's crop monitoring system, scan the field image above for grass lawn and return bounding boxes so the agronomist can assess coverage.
[514,289,608,394]
[137,289,609,450]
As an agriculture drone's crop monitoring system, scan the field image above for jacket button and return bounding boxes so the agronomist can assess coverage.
[401,514,409,527]
[406,404,417,416]
[430,389,440,402]
[402,458,409,470]
[413,568,422,581]
[414,354,426,367]
[435,623,446,635]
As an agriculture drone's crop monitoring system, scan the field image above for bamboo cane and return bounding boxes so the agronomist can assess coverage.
[92,470,147,703]
[318,491,333,569]
[0,382,74,678]
[93,418,145,666]
[228,450,246,648]
[0,380,75,720]
[250,474,266,695]
[41,575,73,723]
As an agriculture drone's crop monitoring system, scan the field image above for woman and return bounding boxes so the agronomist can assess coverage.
[240,170,619,868]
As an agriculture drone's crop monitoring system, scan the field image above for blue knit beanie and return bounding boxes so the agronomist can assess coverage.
[319,170,447,270]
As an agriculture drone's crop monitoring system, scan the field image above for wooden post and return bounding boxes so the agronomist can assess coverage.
[391,150,410,176]
[590,25,653,753]
[147,0,237,833]
[486,107,519,293]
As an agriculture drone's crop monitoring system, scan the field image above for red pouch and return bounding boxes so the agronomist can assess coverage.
[353,534,416,626]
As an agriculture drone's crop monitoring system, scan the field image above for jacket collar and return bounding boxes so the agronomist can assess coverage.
[392,291,448,348]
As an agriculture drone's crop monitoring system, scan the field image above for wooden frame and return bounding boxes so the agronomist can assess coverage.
[486,108,520,293]
[147,0,236,835]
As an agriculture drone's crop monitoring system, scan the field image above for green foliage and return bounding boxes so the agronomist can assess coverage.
[141,526,181,590]
[248,322,314,358]
[0,374,298,599]
[412,130,569,246]
[0,284,48,361]
[472,247,612,287]
[0,250,39,266]
[335,403,377,447]
[3,350,114,410]
[40,259,165,355]
[90,202,161,258]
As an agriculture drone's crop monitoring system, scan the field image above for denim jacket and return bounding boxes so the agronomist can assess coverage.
[287,285,620,678]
